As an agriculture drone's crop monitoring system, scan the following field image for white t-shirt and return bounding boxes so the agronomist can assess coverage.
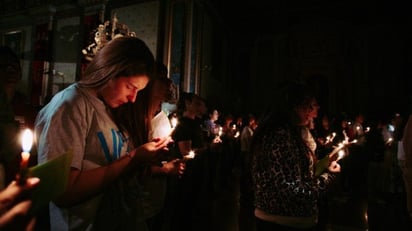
[35,83,129,231]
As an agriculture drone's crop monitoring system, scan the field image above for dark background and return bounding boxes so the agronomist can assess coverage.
[205,0,412,120]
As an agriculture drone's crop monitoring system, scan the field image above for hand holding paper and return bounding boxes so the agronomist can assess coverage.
[27,150,73,214]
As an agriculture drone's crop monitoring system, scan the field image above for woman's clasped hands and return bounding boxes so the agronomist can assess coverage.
[128,136,173,164]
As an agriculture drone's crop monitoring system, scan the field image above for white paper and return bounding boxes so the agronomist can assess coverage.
[150,111,172,140]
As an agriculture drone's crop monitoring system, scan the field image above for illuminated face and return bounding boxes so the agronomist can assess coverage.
[100,75,149,108]
[211,110,219,121]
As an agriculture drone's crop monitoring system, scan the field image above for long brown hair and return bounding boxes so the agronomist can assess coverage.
[113,62,173,147]
[79,36,155,89]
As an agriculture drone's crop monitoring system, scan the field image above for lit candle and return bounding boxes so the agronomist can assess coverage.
[170,117,178,129]
[218,126,223,137]
[336,149,346,161]
[168,116,178,137]
[328,139,357,160]
[386,137,393,145]
[328,142,345,160]
[18,128,33,184]
[324,132,336,145]
[234,131,240,138]
[183,150,196,161]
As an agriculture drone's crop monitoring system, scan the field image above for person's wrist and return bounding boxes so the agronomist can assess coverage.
[124,150,136,165]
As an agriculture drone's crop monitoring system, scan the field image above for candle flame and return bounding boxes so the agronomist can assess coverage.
[324,132,336,145]
[188,150,195,156]
[183,150,196,160]
[170,117,178,128]
[234,131,240,138]
[337,150,345,161]
[21,129,33,152]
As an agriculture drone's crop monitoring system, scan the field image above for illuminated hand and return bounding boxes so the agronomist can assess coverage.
[0,177,40,230]
[327,160,341,173]
[213,136,222,144]
[131,136,173,164]
[163,159,186,176]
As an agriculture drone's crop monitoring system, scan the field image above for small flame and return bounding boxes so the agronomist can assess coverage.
[21,129,33,152]
[170,117,178,128]
[337,150,345,161]
[186,150,195,159]
[234,131,240,138]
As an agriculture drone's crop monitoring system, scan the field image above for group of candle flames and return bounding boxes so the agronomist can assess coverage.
[322,124,374,162]
[20,121,386,179]
[168,116,242,160]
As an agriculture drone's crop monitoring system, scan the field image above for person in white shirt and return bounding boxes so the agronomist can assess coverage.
[35,37,172,231]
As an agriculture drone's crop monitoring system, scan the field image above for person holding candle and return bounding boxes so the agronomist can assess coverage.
[168,92,211,231]
[202,108,223,194]
[0,177,40,231]
[112,61,185,231]
[34,37,172,231]
[251,81,341,231]
[203,109,222,143]
[0,46,38,190]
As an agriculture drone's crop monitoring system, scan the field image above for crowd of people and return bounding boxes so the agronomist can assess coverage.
[1,34,412,231]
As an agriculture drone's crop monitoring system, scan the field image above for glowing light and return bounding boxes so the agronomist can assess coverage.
[21,129,33,152]
[170,117,178,129]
